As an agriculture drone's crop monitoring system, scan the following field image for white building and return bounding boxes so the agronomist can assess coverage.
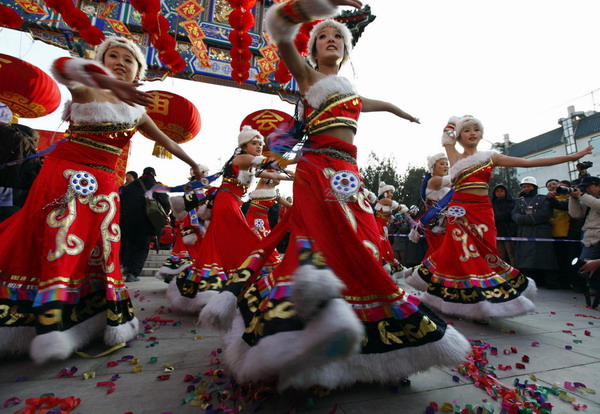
[508,107,600,193]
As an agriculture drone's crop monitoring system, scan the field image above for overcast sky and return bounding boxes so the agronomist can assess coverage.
[1,0,599,196]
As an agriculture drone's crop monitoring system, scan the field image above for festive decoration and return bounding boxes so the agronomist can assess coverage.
[240,109,292,138]
[0,54,61,120]
[42,0,105,45]
[228,0,256,84]
[139,91,201,159]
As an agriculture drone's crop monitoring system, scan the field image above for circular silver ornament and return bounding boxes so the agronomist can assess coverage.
[69,171,97,196]
[447,205,466,218]
[330,170,359,199]
[253,218,265,228]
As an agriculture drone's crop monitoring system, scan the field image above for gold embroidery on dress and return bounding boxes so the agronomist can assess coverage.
[0,304,35,325]
[47,196,83,261]
[85,192,119,272]
[378,316,438,345]
[452,217,488,261]
[362,240,380,261]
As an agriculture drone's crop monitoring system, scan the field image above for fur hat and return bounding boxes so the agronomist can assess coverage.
[238,125,264,147]
[378,181,395,196]
[427,153,448,173]
[307,19,353,68]
[455,115,484,138]
[95,36,147,80]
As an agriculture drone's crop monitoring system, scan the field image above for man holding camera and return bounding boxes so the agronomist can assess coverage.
[568,175,600,263]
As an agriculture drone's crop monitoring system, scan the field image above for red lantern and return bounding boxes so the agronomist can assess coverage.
[228,30,252,48]
[230,47,252,61]
[0,54,61,119]
[79,26,105,45]
[139,91,201,158]
[143,14,170,35]
[240,109,293,138]
[61,8,91,31]
[0,5,23,29]
[228,9,255,31]
[151,33,176,50]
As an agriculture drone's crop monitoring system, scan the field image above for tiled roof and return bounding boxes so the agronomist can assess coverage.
[574,112,600,139]
[508,127,564,157]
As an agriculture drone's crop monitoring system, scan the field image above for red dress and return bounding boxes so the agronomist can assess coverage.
[201,75,470,389]
[167,165,279,312]
[374,201,404,275]
[245,188,277,238]
[0,100,142,361]
[406,152,536,319]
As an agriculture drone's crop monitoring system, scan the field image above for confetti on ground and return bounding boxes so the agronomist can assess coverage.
[97,381,116,395]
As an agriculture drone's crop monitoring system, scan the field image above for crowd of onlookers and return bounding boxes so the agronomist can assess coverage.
[387,169,600,294]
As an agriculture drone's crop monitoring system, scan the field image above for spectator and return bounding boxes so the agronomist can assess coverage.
[568,175,600,273]
[512,176,560,288]
[388,212,410,263]
[546,178,581,289]
[0,123,42,222]
[120,166,170,282]
[124,170,138,185]
[491,183,517,265]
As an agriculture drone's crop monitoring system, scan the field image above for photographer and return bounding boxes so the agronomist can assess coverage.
[568,175,600,265]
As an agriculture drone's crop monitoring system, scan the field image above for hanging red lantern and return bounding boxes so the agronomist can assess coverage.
[240,109,293,138]
[0,5,23,29]
[228,9,255,31]
[228,30,252,48]
[139,91,201,158]
[142,14,170,35]
[0,54,61,120]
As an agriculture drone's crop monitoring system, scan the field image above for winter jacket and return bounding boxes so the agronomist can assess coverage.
[491,184,517,237]
[120,174,170,234]
[568,193,600,247]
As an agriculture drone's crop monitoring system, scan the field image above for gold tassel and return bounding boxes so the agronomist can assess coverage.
[152,143,172,159]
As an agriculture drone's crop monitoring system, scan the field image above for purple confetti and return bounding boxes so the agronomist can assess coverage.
[565,345,573,350]
[110,374,121,381]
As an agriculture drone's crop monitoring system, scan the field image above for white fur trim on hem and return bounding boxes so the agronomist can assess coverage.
[304,75,357,109]
[199,291,238,332]
[266,0,337,44]
[292,264,345,320]
[404,268,429,291]
[421,279,537,319]
[450,150,497,179]
[165,279,218,313]
[221,298,363,387]
[281,325,470,389]
[104,317,139,346]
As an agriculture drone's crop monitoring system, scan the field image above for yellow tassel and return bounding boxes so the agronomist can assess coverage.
[152,143,173,159]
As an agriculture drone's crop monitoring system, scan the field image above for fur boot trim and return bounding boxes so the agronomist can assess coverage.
[155,262,192,280]
[182,233,198,245]
[51,57,113,88]
[365,189,377,204]
[199,291,238,332]
[0,326,36,358]
[292,264,345,321]
[104,317,139,346]
[237,169,254,186]
[280,325,470,390]
[170,195,187,221]
[249,188,277,200]
[304,75,356,109]
[67,101,145,124]
[422,278,537,319]
[29,313,105,364]
[165,279,218,313]
[404,268,430,291]
[408,227,421,243]
[450,150,496,179]
[222,298,363,386]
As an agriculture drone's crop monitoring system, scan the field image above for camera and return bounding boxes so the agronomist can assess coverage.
[577,161,593,170]
[556,185,585,195]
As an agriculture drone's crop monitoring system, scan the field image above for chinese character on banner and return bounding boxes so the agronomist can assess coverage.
[254,72,270,84]
[257,58,275,74]
[182,20,211,68]
[100,2,117,19]
[176,0,205,20]
[14,0,48,15]
[181,21,206,39]
[242,109,291,135]
[259,45,279,63]
[106,18,132,35]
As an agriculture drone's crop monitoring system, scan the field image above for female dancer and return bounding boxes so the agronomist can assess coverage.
[374,182,406,276]
[166,126,289,313]
[155,164,211,284]
[200,0,470,390]
[406,115,592,321]
[0,36,202,363]
[246,177,292,239]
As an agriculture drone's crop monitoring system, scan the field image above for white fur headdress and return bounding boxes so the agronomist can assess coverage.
[307,19,353,67]
[378,181,395,196]
[427,153,448,173]
[95,36,147,80]
[455,115,484,138]
[238,125,264,147]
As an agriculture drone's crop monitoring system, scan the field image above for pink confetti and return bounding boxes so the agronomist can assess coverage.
[565,382,577,391]
[531,342,540,347]
[3,397,21,408]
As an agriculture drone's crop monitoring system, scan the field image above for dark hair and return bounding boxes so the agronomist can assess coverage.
[545,178,559,186]
[126,170,138,180]
[559,179,571,186]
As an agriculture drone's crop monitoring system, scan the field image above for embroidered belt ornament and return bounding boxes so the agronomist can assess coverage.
[253,218,265,228]
[447,205,466,218]
[69,171,98,196]
[330,170,360,201]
